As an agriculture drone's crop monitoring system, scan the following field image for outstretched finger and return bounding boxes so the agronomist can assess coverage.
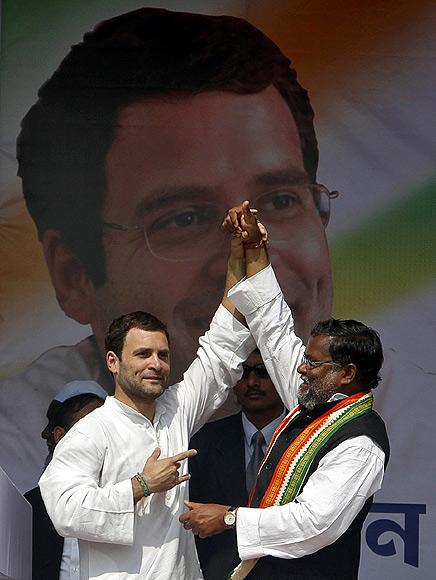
[242,200,255,222]
[177,474,191,485]
[171,448,197,463]
[184,500,203,509]
[242,201,258,225]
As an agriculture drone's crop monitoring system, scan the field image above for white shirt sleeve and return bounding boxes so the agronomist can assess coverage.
[228,265,305,410]
[236,436,385,560]
[39,427,135,545]
[176,304,256,435]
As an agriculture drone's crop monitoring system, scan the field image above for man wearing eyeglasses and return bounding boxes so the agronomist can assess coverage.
[1,7,337,493]
[180,203,390,580]
[188,349,286,579]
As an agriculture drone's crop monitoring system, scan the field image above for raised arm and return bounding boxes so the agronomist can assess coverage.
[221,237,246,325]
[167,225,256,435]
[223,201,304,409]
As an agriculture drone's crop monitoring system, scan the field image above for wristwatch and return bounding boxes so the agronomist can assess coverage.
[224,506,238,528]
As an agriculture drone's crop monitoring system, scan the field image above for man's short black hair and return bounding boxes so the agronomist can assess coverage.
[105,310,169,359]
[17,7,318,286]
[311,319,383,389]
[44,393,104,437]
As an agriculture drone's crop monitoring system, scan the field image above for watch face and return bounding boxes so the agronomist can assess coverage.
[224,511,236,526]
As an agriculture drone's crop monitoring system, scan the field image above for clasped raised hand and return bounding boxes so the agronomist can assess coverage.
[222,200,267,246]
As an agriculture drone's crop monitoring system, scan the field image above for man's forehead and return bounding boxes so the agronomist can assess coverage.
[104,88,306,219]
[306,334,331,357]
[114,86,295,125]
[124,327,169,349]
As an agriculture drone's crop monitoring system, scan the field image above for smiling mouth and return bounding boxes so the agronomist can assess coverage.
[142,376,162,382]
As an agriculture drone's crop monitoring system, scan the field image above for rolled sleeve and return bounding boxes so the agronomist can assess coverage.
[236,506,264,559]
[228,265,281,316]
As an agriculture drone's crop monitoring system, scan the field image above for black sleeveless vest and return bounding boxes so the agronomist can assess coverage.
[245,403,390,580]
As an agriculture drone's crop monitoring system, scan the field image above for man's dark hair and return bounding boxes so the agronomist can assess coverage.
[105,310,169,359]
[311,319,383,389]
[47,393,104,433]
[17,7,318,286]
[42,393,104,458]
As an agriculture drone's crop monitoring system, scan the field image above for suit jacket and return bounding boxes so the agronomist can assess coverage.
[189,413,248,580]
[24,486,64,580]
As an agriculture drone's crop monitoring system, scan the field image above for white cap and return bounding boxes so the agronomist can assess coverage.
[54,380,108,403]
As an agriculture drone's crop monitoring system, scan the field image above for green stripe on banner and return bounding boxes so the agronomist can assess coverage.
[331,177,436,318]
[1,0,54,38]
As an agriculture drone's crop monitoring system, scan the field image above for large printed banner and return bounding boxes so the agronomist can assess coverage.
[0,1,435,578]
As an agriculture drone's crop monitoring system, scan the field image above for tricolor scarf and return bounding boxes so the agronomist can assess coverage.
[230,390,373,580]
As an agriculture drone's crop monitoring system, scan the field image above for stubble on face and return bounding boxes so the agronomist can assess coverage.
[116,361,167,401]
[112,329,170,406]
[297,370,339,411]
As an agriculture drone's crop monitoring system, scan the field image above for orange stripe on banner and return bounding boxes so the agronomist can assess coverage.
[0,200,51,311]
[245,0,432,98]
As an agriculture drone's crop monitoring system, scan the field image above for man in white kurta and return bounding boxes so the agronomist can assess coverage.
[227,264,386,562]
[39,294,255,579]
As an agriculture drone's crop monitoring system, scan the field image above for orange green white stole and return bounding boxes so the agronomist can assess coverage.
[229,391,373,580]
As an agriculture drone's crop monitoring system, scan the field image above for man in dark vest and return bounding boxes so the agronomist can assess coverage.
[180,202,389,580]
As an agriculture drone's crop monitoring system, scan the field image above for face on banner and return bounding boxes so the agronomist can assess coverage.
[48,88,332,382]
[8,5,336,385]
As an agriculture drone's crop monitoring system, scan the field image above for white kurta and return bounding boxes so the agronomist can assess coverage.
[39,305,254,580]
[229,265,386,561]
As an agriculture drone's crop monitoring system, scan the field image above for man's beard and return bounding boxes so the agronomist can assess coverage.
[297,373,338,411]
[118,367,167,401]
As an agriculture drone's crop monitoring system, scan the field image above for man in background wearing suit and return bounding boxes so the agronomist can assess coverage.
[189,349,286,579]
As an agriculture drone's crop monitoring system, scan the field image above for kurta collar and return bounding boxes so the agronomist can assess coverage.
[107,396,166,427]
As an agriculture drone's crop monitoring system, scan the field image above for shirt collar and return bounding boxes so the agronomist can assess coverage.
[241,409,287,447]
[327,392,348,402]
[107,396,166,427]
[299,393,349,419]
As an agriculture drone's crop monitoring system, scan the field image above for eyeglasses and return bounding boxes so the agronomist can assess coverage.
[241,363,270,380]
[300,355,342,369]
[103,183,339,262]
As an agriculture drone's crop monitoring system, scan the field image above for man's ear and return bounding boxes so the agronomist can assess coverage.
[339,363,357,386]
[106,350,119,375]
[52,425,66,444]
[42,229,96,324]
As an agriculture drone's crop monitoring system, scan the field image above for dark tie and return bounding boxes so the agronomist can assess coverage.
[246,430,266,494]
